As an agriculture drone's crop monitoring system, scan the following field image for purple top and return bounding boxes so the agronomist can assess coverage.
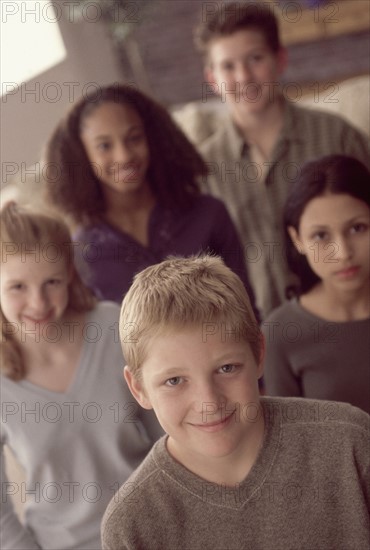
[73,195,258,316]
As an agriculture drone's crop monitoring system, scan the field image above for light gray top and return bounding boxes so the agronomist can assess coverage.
[1,302,161,550]
[262,299,370,414]
[102,396,370,550]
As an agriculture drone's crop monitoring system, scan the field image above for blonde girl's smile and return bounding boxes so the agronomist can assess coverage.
[1,254,71,338]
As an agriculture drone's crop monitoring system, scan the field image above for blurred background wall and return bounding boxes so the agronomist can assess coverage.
[117,0,370,104]
[1,0,369,188]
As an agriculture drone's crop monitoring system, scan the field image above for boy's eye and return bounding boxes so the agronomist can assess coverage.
[221,61,234,72]
[10,283,24,291]
[219,364,237,374]
[165,376,183,387]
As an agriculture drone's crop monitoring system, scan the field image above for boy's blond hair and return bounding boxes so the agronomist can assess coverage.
[0,201,96,380]
[120,255,261,378]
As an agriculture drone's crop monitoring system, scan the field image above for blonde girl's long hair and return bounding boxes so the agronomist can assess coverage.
[0,202,96,380]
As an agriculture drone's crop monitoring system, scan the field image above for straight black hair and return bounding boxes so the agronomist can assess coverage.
[284,155,370,296]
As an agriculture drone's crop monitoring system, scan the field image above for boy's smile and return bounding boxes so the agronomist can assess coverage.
[125,325,264,483]
[189,408,236,432]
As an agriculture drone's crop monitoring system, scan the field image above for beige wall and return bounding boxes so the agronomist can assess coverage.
[1,0,122,187]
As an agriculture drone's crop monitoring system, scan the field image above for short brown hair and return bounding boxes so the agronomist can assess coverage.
[194,1,281,61]
[120,255,261,378]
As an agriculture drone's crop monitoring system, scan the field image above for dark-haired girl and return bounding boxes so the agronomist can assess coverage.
[44,84,257,314]
[262,155,370,413]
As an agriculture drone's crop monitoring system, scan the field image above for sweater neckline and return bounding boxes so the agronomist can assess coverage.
[16,308,96,399]
[290,298,370,325]
[151,397,282,509]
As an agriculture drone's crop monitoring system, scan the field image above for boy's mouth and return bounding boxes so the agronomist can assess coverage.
[190,410,236,433]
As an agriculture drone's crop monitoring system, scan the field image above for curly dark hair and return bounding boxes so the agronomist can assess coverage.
[284,155,370,297]
[194,1,281,62]
[44,84,207,225]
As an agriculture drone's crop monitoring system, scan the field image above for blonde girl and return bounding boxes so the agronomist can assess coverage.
[0,202,160,550]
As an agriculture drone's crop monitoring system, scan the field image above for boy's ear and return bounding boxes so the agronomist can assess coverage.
[287,226,305,255]
[123,366,153,410]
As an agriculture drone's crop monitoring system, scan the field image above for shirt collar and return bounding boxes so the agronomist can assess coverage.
[279,98,304,145]
[223,115,247,157]
[226,98,303,159]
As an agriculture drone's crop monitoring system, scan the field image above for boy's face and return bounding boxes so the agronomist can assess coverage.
[205,29,286,118]
[125,325,264,467]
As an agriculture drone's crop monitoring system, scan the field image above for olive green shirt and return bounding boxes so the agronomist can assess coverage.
[199,101,370,318]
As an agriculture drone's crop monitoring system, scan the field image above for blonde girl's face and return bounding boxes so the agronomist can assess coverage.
[288,193,370,293]
[0,252,71,340]
[80,102,151,197]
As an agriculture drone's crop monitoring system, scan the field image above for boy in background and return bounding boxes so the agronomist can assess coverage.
[194,2,369,317]
[102,255,369,550]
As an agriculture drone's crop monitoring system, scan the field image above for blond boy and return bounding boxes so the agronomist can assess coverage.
[102,256,369,550]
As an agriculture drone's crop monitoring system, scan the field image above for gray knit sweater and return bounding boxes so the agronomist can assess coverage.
[102,397,370,550]
[262,300,370,414]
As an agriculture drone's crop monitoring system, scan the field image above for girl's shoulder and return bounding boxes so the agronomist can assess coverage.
[89,301,120,323]
[73,220,107,241]
[187,194,232,218]
[188,193,224,208]
[263,299,300,324]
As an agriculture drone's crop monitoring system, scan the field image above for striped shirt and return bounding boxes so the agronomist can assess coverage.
[199,100,370,318]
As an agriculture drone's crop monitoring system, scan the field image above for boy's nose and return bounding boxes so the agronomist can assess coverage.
[192,381,225,416]
[235,62,253,84]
